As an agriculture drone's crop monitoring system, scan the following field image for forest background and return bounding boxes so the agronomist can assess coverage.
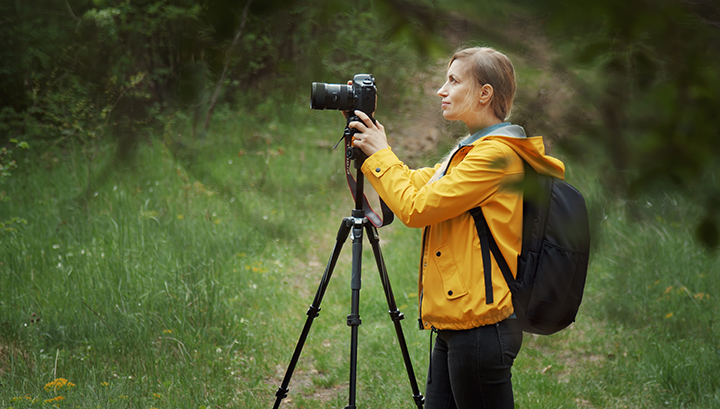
[1,0,720,408]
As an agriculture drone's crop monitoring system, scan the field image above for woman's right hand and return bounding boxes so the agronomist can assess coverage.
[348,110,388,157]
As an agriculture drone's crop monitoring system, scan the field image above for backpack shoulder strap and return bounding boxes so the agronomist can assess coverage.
[469,207,517,304]
[470,207,495,304]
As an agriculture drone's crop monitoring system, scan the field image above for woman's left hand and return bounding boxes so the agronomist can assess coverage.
[348,110,388,157]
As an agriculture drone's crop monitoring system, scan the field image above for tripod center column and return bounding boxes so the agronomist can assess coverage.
[349,211,365,292]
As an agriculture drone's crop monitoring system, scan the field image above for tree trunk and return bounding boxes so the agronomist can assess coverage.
[204,0,253,132]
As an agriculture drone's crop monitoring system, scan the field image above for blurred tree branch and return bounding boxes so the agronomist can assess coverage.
[203,0,253,135]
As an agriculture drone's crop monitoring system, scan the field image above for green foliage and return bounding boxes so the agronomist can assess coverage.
[1,0,438,153]
[0,139,28,178]
[1,138,29,234]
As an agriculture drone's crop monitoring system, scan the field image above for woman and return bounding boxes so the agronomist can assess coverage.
[349,46,565,408]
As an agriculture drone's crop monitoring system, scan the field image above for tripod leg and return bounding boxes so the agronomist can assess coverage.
[345,214,364,409]
[272,218,352,409]
[365,223,425,408]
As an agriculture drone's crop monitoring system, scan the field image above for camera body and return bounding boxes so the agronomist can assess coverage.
[311,74,376,115]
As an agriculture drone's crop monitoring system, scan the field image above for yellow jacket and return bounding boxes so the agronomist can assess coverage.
[361,125,565,330]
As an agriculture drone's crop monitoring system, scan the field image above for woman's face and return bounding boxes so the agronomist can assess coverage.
[437,58,476,124]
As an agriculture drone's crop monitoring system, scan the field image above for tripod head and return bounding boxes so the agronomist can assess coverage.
[338,111,394,227]
[344,112,369,166]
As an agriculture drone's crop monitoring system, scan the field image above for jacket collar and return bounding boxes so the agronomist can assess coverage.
[460,123,526,147]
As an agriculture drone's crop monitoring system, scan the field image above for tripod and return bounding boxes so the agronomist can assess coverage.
[272,126,425,409]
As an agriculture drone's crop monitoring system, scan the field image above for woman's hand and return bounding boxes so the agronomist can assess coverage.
[348,110,388,157]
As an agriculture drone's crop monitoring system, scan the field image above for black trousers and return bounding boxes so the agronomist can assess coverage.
[425,318,523,409]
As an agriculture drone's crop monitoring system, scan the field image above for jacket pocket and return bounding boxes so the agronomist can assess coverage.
[432,243,469,300]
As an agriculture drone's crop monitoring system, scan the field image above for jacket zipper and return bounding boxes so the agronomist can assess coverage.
[419,145,467,330]
[440,145,468,179]
[427,325,438,384]
[418,225,431,330]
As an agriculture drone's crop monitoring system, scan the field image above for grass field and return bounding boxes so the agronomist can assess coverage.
[1,101,719,408]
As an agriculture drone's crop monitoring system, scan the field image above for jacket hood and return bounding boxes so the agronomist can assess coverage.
[480,132,565,180]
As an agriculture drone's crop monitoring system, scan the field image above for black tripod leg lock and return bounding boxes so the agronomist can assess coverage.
[346,314,362,326]
[306,305,321,318]
[275,387,289,400]
[389,310,405,322]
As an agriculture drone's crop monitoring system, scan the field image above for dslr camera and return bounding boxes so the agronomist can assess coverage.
[311,74,376,115]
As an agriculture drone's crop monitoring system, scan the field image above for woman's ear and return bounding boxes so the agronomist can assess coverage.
[479,84,494,105]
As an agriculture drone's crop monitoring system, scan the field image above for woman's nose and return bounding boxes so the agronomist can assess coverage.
[437,84,447,96]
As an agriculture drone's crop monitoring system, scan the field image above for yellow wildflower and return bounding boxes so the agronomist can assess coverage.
[44,396,66,403]
[44,378,75,391]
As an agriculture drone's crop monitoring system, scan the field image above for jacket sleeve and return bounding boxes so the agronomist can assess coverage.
[361,144,511,228]
[409,163,442,187]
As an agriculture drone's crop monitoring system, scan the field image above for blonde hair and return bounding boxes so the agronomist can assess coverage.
[449,46,516,121]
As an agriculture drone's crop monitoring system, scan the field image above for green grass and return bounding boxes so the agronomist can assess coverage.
[2,101,719,408]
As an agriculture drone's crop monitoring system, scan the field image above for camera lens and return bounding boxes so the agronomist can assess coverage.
[311,82,352,111]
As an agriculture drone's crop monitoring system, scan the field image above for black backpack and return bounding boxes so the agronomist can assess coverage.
[469,161,590,335]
